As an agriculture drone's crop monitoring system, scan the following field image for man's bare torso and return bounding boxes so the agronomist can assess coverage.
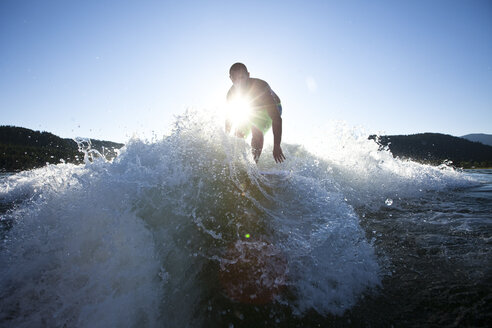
[227,78,280,111]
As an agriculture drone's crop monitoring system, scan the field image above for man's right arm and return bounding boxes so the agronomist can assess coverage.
[225,88,233,133]
[225,120,231,133]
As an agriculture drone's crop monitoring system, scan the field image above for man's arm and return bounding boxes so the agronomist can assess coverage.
[265,103,282,144]
[265,99,286,163]
[225,119,231,133]
[225,87,233,133]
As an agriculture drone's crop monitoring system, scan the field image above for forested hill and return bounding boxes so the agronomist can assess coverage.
[0,126,124,171]
[370,133,492,168]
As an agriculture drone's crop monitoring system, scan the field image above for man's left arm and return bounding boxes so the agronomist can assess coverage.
[265,97,286,163]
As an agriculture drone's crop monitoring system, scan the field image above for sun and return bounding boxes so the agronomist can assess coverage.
[227,95,252,129]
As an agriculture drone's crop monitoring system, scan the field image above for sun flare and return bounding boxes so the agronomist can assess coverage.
[227,95,252,128]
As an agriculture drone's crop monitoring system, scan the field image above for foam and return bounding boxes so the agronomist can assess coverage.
[0,109,475,326]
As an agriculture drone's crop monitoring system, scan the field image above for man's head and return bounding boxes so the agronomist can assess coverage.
[229,62,250,89]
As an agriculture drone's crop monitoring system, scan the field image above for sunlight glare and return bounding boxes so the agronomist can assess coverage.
[227,95,252,129]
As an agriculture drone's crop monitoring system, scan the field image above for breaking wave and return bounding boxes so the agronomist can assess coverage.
[0,109,474,327]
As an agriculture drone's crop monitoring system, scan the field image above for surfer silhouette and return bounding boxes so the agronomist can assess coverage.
[226,63,286,163]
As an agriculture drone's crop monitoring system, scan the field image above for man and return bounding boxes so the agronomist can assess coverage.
[225,63,286,163]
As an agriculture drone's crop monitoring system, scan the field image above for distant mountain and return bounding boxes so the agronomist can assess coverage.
[370,133,492,169]
[0,126,124,171]
[461,134,492,147]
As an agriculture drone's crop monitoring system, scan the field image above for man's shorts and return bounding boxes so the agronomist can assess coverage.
[236,103,282,138]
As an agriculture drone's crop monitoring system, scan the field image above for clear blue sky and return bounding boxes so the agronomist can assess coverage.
[1,0,491,143]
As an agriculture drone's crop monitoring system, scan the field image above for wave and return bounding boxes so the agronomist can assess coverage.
[0,109,474,327]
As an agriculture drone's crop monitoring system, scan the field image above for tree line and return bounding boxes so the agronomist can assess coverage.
[370,133,492,168]
[0,126,123,172]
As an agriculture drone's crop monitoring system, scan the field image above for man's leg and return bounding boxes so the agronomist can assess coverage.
[250,126,264,163]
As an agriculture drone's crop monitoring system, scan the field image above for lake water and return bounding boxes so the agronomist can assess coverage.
[0,112,490,327]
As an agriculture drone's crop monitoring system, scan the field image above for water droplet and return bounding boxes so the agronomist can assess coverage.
[385,198,393,206]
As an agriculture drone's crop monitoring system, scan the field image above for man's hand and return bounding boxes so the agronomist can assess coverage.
[273,144,286,163]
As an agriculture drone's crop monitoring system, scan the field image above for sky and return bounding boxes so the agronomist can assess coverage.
[1,0,491,143]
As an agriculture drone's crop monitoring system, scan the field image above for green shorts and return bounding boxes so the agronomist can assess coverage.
[236,104,282,138]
